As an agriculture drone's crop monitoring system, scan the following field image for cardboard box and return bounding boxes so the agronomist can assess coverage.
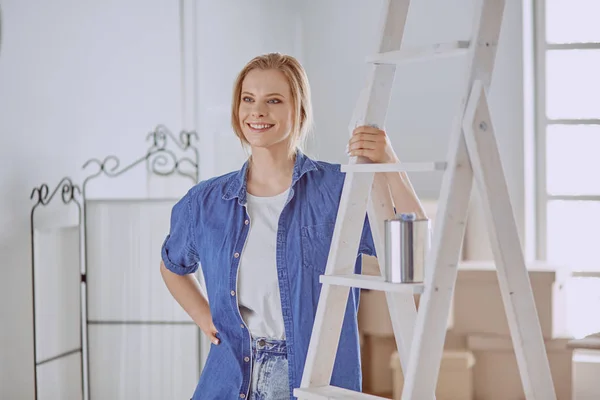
[359,331,469,395]
[358,286,453,337]
[444,329,468,350]
[572,350,600,400]
[358,289,420,337]
[390,350,475,400]
[454,261,557,338]
[359,261,559,340]
[467,335,573,400]
[361,335,397,396]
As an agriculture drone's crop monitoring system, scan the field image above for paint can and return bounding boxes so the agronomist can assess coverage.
[384,213,431,283]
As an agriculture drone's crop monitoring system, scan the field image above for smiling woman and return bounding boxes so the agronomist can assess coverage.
[231,53,312,161]
[238,69,294,152]
[159,52,425,400]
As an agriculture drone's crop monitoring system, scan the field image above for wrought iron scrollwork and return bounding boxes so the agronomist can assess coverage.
[30,177,81,212]
[29,177,82,400]
[82,124,199,191]
[28,123,200,400]
[146,124,199,181]
[147,124,198,151]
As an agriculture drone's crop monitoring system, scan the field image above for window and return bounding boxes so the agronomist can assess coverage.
[532,0,600,338]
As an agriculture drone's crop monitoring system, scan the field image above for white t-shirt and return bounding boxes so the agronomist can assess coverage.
[237,188,289,340]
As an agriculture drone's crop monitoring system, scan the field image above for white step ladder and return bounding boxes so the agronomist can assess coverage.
[294,0,557,399]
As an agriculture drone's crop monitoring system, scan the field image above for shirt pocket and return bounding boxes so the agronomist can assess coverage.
[301,222,336,273]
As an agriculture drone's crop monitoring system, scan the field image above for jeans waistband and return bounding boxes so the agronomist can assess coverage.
[251,336,287,355]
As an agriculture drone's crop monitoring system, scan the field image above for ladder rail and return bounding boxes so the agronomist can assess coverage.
[462,80,556,398]
[299,0,413,390]
[400,0,498,397]
[299,172,375,388]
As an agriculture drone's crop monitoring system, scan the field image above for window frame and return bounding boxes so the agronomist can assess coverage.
[532,0,600,267]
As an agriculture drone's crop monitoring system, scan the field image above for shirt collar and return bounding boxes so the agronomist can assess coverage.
[222,148,318,205]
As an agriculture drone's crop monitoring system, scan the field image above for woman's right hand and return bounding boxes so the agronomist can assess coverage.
[199,313,220,345]
[159,262,221,345]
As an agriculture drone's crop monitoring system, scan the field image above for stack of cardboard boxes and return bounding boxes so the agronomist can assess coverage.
[358,258,573,399]
[450,261,572,400]
[357,200,574,399]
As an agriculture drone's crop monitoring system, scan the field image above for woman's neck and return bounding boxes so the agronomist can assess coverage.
[246,147,295,197]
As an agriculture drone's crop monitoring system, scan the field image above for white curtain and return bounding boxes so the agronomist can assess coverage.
[85,199,199,399]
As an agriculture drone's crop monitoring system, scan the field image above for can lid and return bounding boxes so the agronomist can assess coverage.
[398,212,417,221]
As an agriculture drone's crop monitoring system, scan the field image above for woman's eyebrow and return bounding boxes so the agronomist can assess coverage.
[242,91,285,98]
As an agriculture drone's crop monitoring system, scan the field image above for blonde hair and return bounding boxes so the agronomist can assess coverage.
[231,53,313,158]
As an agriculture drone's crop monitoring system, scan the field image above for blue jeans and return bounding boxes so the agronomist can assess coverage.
[249,336,289,399]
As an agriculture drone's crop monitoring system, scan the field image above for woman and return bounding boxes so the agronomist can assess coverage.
[160,53,424,400]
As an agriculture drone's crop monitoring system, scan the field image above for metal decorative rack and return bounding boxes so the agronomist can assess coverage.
[29,124,199,400]
[29,178,83,400]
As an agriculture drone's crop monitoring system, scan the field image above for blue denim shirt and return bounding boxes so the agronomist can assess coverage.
[161,150,376,399]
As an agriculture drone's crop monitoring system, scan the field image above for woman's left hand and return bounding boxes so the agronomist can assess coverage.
[346,125,399,163]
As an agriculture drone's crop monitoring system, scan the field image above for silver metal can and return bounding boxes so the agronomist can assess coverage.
[384,213,431,283]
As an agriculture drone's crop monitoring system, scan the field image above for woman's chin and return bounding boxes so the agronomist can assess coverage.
[243,131,292,152]
[244,135,277,147]
[248,141,275,150]
[246,139,290,152]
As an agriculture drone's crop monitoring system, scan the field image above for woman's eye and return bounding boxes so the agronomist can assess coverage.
[268,99,281,104]
[242,97,253,102]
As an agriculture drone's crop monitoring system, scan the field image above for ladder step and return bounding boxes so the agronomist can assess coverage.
[320,273,424,294]
[570,270,600,278]
[294,386,390,399]
[341,162,446,173]
[367,40,470,65]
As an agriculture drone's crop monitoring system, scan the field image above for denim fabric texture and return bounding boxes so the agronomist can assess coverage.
[249,336,289,399]
[161,150,376,399]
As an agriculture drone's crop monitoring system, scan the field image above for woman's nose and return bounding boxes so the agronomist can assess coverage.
[250,103,267,117]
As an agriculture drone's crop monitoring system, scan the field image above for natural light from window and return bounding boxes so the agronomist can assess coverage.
[545,0,600,43]
[538,0,600,339]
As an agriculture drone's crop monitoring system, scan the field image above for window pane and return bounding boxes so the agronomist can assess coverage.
[547,200,600,272]
[546,0,600,43]
[546,125,600,195]
[546,50,600,119]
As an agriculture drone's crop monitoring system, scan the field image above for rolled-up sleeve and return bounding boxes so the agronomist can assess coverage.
[161,192,200,275]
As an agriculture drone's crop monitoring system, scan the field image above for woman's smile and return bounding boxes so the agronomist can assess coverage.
[247,122,275,133]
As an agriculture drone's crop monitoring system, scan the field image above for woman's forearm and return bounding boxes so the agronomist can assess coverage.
[385,171,427,219]
[160,261,211,328]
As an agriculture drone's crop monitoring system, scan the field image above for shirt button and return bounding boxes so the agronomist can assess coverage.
[234,252,240,258]
[244,356,250,362]
[231,290,236,296]
[240,324,244,328]
[244,219,249,225]
[240,394,246,399]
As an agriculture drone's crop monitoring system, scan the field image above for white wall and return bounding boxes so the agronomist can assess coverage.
[0,0,524,397]
[0,1,185,398]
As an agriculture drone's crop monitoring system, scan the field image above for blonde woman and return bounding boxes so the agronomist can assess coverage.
[160,53,423,400]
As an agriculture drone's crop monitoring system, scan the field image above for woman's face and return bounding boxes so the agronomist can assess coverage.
[238,68,294,152]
